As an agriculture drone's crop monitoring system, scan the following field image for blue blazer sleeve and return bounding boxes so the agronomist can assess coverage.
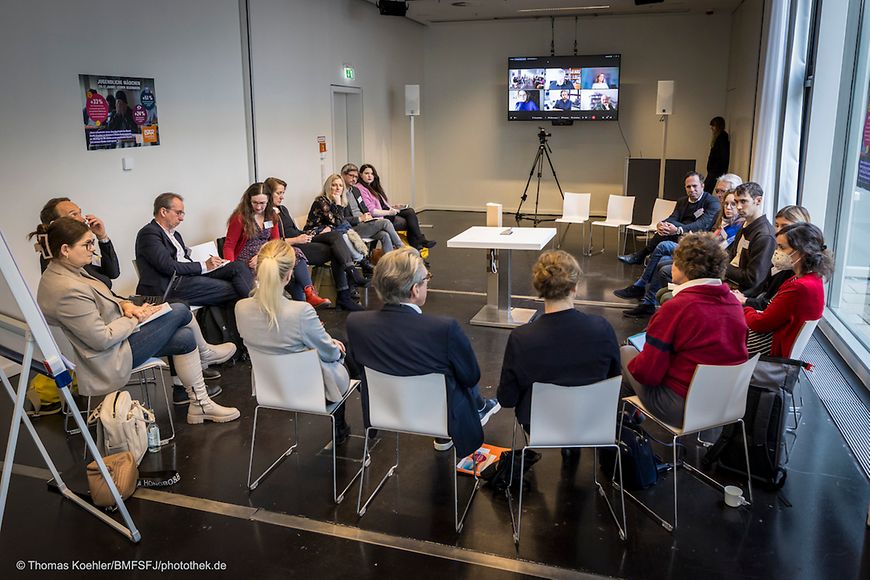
[446,318,481,391]
[136,223,202,278]
[96,239,121,280]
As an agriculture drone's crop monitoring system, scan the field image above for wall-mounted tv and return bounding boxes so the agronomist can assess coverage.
[508,54,621,121]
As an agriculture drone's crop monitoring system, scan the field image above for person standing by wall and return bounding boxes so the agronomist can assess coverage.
[705,116,730,194]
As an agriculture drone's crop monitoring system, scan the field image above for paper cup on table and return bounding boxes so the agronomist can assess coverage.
[724,485,745,507]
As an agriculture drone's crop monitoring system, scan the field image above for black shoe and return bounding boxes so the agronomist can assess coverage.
[336,289,364,311]
[359,258,375,277]
[346,265,371,288]
[433,438,453,451]
[613,285,645,300]
[623,303,656,318]
[367,429,379,440]
[202,367,221,380]
[172,383,223,405]
[421,239,437,249]
[618,252,646,265]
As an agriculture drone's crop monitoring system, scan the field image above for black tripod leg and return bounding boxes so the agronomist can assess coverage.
[532,148,545,224]
[515,147,544,222]
[542,147,565,199]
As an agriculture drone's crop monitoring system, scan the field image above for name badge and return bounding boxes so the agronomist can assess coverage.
[91,253,102,267]
[263,220,273,229]
[693,208,704,218]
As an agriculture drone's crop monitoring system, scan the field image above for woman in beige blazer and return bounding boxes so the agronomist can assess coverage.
[33,217,239,425]
[235,239,352,442]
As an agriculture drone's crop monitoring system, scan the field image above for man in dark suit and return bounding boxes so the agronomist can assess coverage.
[346,248,499,457]
[619,171,721,265]
[37,198,120,289]
[135,192,253,304]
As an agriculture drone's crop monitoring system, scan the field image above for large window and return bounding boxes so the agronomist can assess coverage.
[828,1,870,363]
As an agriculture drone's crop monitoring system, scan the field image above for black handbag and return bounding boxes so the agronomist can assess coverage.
[600,421,661,490]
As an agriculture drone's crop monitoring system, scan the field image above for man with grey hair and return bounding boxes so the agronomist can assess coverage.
[340,163,406,252]
[615,173,743,318]
[346,248,499,455]
[712,173,743,203]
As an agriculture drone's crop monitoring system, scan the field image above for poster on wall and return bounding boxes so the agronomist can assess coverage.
[79,74,159,151]
[858,80,870,191]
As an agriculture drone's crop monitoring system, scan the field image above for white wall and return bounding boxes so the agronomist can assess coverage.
[248,0,425,222]
[0,0,250,295]
[420,14,732,216]
[725,0,764,182]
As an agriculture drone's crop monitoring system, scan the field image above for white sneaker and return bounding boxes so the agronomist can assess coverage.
[199,342,236,366]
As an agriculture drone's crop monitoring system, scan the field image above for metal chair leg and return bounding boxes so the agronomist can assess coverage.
[357,430,399,517]
[453,446,480,533]
[247,407,298,490]
[330,414,367,505]
[594,446,627,540]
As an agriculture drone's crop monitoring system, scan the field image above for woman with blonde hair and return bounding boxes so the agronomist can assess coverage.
[497,250,621,444]
[235,239,352,442]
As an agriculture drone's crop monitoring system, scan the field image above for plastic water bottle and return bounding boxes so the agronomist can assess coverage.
[147,421,161,453]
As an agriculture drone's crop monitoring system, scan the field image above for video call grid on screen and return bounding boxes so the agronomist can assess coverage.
[508,54,620,121]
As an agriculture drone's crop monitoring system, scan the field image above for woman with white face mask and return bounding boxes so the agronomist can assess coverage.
[743,222,832,357]
[732,205,812,310]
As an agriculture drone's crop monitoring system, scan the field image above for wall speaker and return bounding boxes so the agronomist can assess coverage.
[656,80,674,115]
[405,84,420,116]
[378,1,408,16]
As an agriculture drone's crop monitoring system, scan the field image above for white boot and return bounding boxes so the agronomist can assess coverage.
[173,351,240,424]
[188,317,236,366]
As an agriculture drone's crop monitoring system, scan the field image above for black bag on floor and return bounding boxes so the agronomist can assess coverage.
[481,449,541,492]
[702,356,805,490]
[194,304,245,360]
[599,421,660,490]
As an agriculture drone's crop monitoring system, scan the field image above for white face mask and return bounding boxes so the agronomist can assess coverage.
[771,248,796,271]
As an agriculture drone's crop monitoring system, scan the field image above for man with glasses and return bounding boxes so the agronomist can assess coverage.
[135,192,253,305]
[340,163,405,252]
[346,248,500,456]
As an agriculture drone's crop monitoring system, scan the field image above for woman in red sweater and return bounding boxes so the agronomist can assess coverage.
[743,222,831,357]
[622,233,748,427]
[225,182,330,309]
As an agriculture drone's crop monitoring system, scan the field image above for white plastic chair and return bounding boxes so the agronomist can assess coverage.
[507,376,626,544]
[356,367,480,533]
[619,354,761,532]
[554,193,592,255]
[246,348,362,504]
[783,318,820,434]
[53,325,174,447]
[590,195,635,255]
[626,198,677,251]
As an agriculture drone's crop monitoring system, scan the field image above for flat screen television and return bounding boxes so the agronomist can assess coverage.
[508,54,621,121]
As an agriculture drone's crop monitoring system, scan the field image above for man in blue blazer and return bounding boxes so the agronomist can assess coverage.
[619,171,721,265]
[135,193,253,305]
[346,248,499,457]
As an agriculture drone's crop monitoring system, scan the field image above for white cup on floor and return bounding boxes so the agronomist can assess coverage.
[724,485,746,507]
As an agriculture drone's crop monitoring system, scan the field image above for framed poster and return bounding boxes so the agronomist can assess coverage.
[80,74,159,151]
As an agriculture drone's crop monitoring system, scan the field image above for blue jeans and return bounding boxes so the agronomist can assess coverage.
[635,241,677,287]
[285,259,314,301]
[128,303,196,368]
[643,262,673,305]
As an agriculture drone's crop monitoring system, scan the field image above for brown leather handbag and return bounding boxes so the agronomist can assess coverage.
[86,451,138,507]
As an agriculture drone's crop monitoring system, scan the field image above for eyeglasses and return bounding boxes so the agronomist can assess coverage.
[168,208,185,217]
[417,272,433,285]
[78,240,95,250]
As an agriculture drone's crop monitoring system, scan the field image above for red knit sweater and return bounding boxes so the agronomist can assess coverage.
[744,273,824,357]
[628,282,749,398]
[223,213,279,262]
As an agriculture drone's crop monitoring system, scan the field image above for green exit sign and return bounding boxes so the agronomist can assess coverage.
[343,65,355,80]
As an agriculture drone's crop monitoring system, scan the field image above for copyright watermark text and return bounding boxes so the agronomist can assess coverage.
[15,560,227,573]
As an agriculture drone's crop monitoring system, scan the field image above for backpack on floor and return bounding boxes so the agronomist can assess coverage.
[599,421,661,490]
[702,356,803,490]
[195,304,245,360]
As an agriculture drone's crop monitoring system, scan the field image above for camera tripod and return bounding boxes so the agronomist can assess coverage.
[515,129,564,225]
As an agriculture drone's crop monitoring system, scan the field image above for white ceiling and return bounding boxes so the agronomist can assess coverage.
[368,0,745,24]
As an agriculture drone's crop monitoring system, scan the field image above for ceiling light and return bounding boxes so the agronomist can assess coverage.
[518,5,610,13]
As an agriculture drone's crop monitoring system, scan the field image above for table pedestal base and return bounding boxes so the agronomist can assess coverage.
[469,305,537,329]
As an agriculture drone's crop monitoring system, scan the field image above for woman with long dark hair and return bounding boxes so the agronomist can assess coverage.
[32,218,239,424]
[743,222,831,356]
[224,182,330,309]
[357,164,435,250]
